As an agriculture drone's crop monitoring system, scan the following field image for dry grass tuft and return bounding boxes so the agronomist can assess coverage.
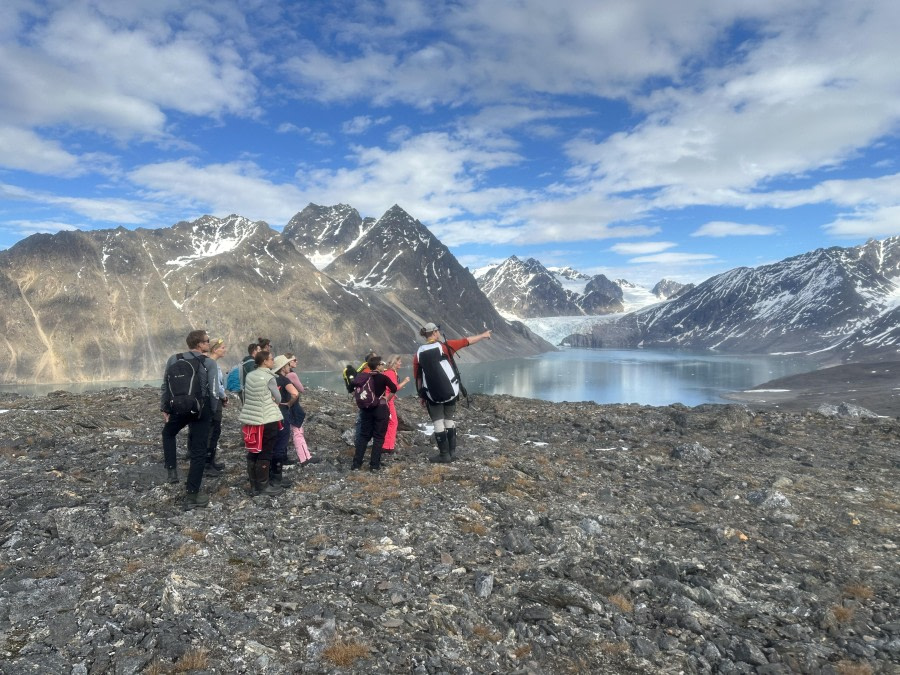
[32,566,59,579]
[835,661,873,675]
[843,583,874,601]
[418,466,449,485]
[171,543,199,560]
[182,528,207,543]
[143,659,166,675]
[124,560,143,574]
[513,644,532,659]
[174,647,209,672]
[485,457,508,469]
[600,641,631,656]
[459,521,488,536]
[322,640,370,667]
[307,533,329,549]
[214,484,230,497]
[467,501,484,513]
[831,605,855,624]
[688,503,705,513]
[473,624,502,642]
[608,593,633,613]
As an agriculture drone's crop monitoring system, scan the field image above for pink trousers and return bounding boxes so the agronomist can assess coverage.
[290,425,311,463]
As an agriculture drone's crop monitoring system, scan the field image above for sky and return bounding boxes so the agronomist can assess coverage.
[1,0,899,287]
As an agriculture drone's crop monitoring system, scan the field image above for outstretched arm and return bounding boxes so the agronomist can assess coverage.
[466,329,492,345]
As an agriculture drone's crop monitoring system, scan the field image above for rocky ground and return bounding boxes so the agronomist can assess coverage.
[0,386,897,674]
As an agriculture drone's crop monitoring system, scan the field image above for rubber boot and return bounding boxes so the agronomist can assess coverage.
[446,427,458,462]
[270,460,292,489]
[184,491,210,510]
[247,458,258,496]
[429,431,451,463]
[167,467,179,484]
[254,460,283,496]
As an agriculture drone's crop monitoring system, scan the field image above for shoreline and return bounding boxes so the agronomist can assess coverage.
[721,360,900,417]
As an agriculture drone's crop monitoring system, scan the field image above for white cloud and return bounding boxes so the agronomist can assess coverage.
[1,2,259,142]
[611,241,676,255]
[629,252,718,265]
[0,125,82,175]
[691,222,778,237]
[2,220,80,238]
[342,115,392,135]
[0,182,158,223]
[823,206,900,238]
[129,160,306,224]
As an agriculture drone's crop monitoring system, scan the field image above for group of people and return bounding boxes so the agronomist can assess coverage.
[160,334,316,509]
[350,322,492,470]
[160,322,492,509]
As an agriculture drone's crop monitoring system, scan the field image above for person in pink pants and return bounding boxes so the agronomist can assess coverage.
[284,353,320,465]
[382,355,410,454]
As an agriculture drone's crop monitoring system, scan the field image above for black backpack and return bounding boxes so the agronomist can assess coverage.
[164,353,207,418]
[342,364,358,393]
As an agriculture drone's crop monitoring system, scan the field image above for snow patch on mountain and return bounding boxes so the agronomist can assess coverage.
[521,315,617,346]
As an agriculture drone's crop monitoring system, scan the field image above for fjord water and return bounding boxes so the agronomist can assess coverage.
[2,349,817,406]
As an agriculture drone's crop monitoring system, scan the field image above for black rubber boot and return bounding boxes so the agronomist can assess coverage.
[270,460,292,489]
[184,491,209,510]
[254,461,283,496]
[167,467,179,484]
[446,427,458,462]
[247,458,258,495]
[429,431,451,463]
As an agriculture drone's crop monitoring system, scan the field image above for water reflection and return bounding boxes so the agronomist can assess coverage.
[0,349,817,406]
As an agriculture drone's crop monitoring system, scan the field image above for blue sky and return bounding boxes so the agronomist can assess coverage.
[1,0,899,286]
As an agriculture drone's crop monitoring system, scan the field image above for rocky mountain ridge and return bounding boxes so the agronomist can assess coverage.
[565,236,900,363]
[0,205,551,385]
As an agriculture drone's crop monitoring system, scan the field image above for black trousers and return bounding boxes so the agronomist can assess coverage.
[354,404,389,469]
[162,401,212,493]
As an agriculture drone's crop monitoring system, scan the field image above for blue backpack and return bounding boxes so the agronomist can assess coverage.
[226,366,242,393]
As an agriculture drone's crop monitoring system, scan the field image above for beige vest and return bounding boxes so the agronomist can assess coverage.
[238,367,283,426]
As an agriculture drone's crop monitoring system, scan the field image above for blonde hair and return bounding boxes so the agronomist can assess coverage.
[385,354,403,370]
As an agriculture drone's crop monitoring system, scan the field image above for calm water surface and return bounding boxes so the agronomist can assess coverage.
[1,349,817,407]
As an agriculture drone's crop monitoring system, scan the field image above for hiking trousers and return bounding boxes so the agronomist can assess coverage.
[162,400,212,493]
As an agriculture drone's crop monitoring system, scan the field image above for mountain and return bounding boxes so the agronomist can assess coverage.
[565,237,900,362]
[282,203,376,269]
[652,278,693,300]
[0,206,552,384]
[476,257,582,317]
[476,257,624,317]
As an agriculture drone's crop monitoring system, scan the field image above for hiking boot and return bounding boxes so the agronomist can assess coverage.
[167,467,179,484]
[446,427,458,461]
[184,492,209,510]
[306,456,323,464]
[429,431,452,463]
[204,463,222,477]
[209,460,225,471]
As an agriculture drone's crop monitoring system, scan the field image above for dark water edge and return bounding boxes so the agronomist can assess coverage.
[0,348,821,407]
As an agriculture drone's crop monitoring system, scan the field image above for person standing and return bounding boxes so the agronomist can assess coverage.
[160,329,218,509]
[382,354,410,455]
[283,353,320,466]
[271,355,298,489]
[203,338,229,474]
[238,350,284,496]
[238,343,260,403]
[352,355,397,471]
[413,323,491,463]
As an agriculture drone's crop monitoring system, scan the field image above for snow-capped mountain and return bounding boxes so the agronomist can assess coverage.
[0,205,551,384]
[476,256,626,318]
[282,203,376,269]
[652,278,693,300]
[566,237,900,361]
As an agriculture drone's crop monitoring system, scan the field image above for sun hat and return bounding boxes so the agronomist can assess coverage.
[421,322,439,332]
[272,355,291,372]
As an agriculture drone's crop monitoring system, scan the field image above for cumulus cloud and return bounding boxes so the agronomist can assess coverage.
[823,206,900,238]
[691,222,778,237]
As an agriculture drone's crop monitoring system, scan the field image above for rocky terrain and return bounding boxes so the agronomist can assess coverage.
[0,386,898,674]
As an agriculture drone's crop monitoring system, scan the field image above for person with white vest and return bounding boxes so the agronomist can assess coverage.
[413,322,492,463]
[238,350,284,496]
